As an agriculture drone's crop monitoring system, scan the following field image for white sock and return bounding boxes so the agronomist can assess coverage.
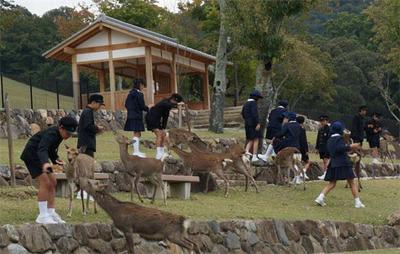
[48,208,55,215]
[156,147,162,159]
[355,197,361,203]
[265,144,274,158]
[38,201,48,216]
[252,154,258,159]
[318,193,325,200]
[133,137,139,154]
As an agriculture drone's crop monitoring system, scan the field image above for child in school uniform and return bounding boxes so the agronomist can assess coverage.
[273,111,301,153]
[124,79,149,157]
[365,112,383,164]
[241,90,263,163]
[314,121,365,208]
[316,115,330,180]
[296,116,310,181]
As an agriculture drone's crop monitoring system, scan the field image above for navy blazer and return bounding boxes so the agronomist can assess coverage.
[365,119,381,141]
[316,125,330,152]
[241,100,259,126]
[268,107,287,129]
[146,99,175,129]
[350,114,365,141]
[275,121,301,149]
[125,89,149,120]
[299,127,308,154]
[327,135,351,168]
[78,107,97,151]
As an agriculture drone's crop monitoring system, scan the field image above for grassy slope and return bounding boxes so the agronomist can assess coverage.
[1,76,73,110]
[0,179,398,226]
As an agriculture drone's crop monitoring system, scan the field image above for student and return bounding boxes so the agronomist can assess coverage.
[124,79,149,157]
[316,115,330,180]
[315,121,365,208]
[146,93,183,159]
[241,90,263,163]
[365,112,382,164]
[20,116,78,224]
[350,105,367,145]
[296,116,310,181]
[259,100,288,161]
[273,112,301,153]
[77,94,105,158]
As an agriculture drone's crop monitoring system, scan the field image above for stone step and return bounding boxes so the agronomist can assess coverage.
[193,122,241,129]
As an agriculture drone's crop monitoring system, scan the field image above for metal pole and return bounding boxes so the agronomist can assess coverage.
[5,93,16,187]
[1,74,4,108]
[56,79,60,110]
[29,75,33,109]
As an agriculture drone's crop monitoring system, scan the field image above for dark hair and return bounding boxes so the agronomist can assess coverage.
[372,112,382,118]
[319,114,329,121]
[359,105,368,112]
[169,93,183,103]
[296,116,305,124]
[133,78,144,90]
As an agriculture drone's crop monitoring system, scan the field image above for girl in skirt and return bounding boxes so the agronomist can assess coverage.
[315,121,365,208]
[124,79,149,157]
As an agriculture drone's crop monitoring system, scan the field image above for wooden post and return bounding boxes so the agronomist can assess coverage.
[203,64,210,110]
[5,94,16,187]
[178,104,182,128]
[171,53,177,93]
[145,46,154,105]
[108,30,116,111]
[98,69,105,93]
[72,55,80,110]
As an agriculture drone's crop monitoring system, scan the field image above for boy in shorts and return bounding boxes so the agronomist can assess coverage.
[316,115,330,180]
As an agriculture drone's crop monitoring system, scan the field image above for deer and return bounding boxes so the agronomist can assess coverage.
[64,145,97,216]
[170,145,233,197]
[272,147,306,190]
[81,179,200,254]
[167,128,210,151]
[115,133,167,205]
[380,131,395,164]
[187,141,259,193]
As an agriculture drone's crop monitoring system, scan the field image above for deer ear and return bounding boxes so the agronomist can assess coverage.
[79,146,87,153]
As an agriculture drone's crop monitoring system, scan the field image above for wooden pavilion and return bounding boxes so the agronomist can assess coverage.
[43,14,216,110]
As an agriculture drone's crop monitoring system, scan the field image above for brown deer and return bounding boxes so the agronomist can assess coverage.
[380,131,395,163]
[188,142,259,193]
[81,179,200,254]
[272,147,306,190]
[170,145,233,197]
[115,134,166,205]
[343,130,363,191]
[64,145,97,216]
[167,128,211,151]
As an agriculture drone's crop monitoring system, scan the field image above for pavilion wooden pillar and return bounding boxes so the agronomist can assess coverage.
[171,53,177,93]
[203,64,210,110]
[98,69,105,93]
[108,30,116,111]
[71,55,80,110]
[145,46,154,105]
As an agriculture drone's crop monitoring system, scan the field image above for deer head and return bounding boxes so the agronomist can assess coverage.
[81,178,108,193]
[65,144,79,162]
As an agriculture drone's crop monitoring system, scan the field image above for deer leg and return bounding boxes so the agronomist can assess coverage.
[130,176,135,201]
[124,232,135,254]
[80,188,86,216]
[215,170,230,198]
[149,177,159,204]
[276,165,281,185]
[245,175,249,192]
[134,175,144,203]
[204,173,210,194]
[86,190,90,214]
[168,235,196,254]
[67,180,74,217]
[156,174,167,206]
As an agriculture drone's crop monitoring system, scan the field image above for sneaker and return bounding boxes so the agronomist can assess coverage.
[50,212,66,223]
[315,196,326,207]
[355,201,365,209]
[295,176,304,185]
[318,172,326,180]
[258,153,268,162]
[36,214,57,224]
[133,151,146,158]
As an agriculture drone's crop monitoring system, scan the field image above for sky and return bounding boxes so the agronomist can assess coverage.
[13,0,190,16]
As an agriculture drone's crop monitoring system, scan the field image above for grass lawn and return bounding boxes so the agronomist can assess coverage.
[0,179,399,226]
[1,76,73,110]
[342,249,400,253]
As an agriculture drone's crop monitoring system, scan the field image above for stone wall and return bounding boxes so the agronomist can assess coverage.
[0,219,399,254]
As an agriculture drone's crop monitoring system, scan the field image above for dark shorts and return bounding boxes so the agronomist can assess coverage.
[245,125,262,140]
[301,153,309,163]
[124,119,145,132]
[145,115,162,131]
[368,139,380,149]
[351,137,363,145]
[23,159,53,179]
[319,151,330,160]
[265,126,280,140]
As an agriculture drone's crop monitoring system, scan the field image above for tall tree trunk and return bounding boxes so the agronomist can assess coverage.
[209,0,228,133]
[255,59,274,141]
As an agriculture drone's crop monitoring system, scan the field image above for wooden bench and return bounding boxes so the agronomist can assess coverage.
[54,173,109,198]
[142,175,199,200]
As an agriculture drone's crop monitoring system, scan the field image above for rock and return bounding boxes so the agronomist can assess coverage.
[97,224,112,241]
[100,161,116,173]
[84,224,98,239]
[247,232,259,246]
[188,221,210,235]
[256,220,279,244]
[112,226,124,238]
[289,242,306,254]
[211,244,229,254]
[88,239,112,253]
[73,247,90,254]
[338,222,357,238]
[301,235,323,254]
[0,228,10,247]
[190,234,214,252]
[208,220,221,234]
[72,225,89,245]
[135,242,166,254]
[111,238,126,251]
[224,232,241,250]
[6,243,30,254]
[0,176,9,187]
[220,221,235,232]
[43,224,72,240]
[270,243,291,254]
[0,166,11,179]
[18,224,54,253]
[357,224,374,238]
[388,209,400,226]
[3,225,19,243]
[284,221,300,242]
[273,219,290,246]
[115,173,132,192]
[56,237,79,254]
[345,235,373,252]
